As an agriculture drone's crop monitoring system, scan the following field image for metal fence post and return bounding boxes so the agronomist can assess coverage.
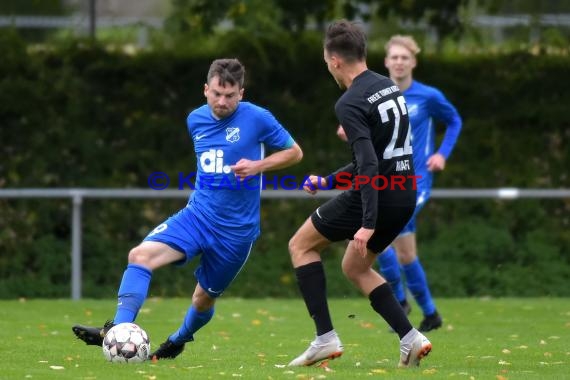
[71,192,83,300]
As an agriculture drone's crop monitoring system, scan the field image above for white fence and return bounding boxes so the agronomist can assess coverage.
[1,188,569,300]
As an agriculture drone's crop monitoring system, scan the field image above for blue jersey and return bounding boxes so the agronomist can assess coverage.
[187,101,294,241]
[404,81,462,190]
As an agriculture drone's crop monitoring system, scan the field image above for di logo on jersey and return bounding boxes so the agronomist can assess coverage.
[226,127,240,143]
[199,149,232,174]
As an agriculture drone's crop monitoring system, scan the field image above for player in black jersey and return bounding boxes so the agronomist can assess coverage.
[288,20,432,368]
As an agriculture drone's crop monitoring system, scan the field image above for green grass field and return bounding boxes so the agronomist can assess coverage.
[1,298,568,379]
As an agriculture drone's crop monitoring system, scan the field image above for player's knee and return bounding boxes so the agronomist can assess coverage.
[341,261,360,282]
[398,249,416,264]
[288,235,301,257]
[192,289,215,311]
[127,245,152,266]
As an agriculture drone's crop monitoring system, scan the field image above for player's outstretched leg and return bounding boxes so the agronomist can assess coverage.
[398,329,432,368]
[151,305,214,361]
[72,320,115,346]
[150,339,186,360]
[403,258,442,332]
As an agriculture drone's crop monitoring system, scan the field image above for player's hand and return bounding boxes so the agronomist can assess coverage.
[231,159,260,180]
[353,227,375,258]
[427,153,446,172]
[337,125,348,142]
[303,175,328,195]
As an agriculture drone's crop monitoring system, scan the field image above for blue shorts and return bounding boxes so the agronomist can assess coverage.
[143,205,255,298]
[399,188,430,235]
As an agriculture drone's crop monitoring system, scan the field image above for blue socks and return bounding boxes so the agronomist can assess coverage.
[378,249,437,316]
[169,305,215,345]
[114,264,152,324]
[403,258,436,316]
[377,247,406,303]
[113,263,214,344]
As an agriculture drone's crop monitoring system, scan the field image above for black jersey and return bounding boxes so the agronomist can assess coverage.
[333,70,415,228]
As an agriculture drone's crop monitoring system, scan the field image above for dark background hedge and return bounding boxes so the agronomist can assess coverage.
[1,31,568,298]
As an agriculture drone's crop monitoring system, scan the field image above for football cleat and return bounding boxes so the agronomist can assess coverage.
[288,336,344,366]
[398,331,432,368]
[72,320,115,346]
[150,339,185,360]
[419,312,443,332]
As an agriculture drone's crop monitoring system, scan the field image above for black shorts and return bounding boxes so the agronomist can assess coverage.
[311,190,415,253]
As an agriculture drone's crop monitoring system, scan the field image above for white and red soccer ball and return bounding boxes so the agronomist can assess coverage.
[102,323,150,363]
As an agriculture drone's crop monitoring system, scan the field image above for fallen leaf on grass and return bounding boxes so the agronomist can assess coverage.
[317,361,334,372]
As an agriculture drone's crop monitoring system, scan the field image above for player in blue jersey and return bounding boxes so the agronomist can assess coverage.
[376,35,462,332]
[72,58,303,360]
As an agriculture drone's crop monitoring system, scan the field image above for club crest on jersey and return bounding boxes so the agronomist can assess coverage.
[226,127,240,143]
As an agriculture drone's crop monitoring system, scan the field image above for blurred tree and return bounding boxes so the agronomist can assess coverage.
[355,0,468,41]
[165,0,568,46]
[165,0,237,34]
[0,0,65,15]
[274,0,336,32]
[166,0,336,34]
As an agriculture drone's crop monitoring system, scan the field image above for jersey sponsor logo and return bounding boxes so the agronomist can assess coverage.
[199,149,232,174]
[195,134,207,141]
[225,127,240,143]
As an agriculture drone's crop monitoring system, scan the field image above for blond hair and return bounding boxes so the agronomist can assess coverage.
[385,35,421,56]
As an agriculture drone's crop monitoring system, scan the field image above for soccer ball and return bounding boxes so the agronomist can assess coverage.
[102,323,151,363]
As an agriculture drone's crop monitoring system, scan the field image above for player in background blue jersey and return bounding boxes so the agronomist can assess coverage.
[337,35,462,332]
[72,58,303,359]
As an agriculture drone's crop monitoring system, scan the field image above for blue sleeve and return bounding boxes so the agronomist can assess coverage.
[257,108,295,150]
[428,89,462,159]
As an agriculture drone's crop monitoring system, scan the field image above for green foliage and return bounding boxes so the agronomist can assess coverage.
[0,31,569,298]
[0,0,66,15]
[372,0,468,39]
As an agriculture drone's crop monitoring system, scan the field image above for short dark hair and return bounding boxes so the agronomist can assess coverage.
[207,58,245,88]
[324,20,367,62]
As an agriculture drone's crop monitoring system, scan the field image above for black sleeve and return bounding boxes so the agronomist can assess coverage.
[327,163,355,187]
[353,138,378,229]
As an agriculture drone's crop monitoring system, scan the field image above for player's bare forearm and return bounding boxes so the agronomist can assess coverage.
[231,143,303,179]
[257,143,303,172]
